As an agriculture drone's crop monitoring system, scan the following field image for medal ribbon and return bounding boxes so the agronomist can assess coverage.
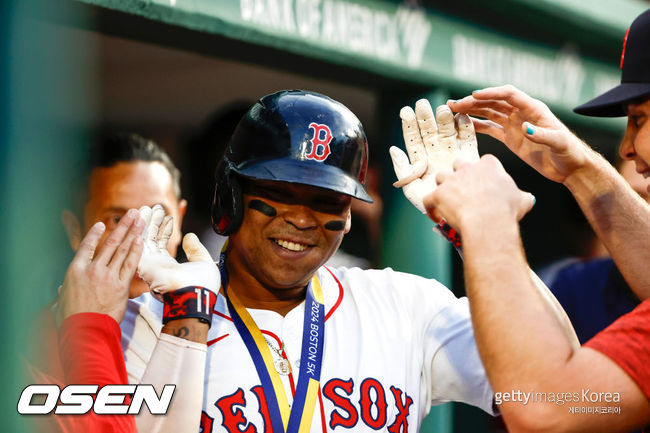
[219,252,325,433]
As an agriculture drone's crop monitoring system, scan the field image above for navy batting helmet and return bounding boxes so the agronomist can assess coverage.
[212,90,371,235]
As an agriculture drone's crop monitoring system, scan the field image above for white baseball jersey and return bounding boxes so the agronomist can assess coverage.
[121,266,494,432]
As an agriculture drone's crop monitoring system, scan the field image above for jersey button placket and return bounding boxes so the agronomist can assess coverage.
[282,306,303,371]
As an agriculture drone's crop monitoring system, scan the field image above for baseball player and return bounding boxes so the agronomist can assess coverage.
[127,90,497,433]
[30,134,215,433]
[424,9,650,432]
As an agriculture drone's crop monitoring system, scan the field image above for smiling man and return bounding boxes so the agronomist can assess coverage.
[127,90,496,433]
[225,180,353,316]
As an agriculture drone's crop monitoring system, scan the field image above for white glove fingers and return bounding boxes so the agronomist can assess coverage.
[146,205,165,244]
[389,146,427,187]
[435,105,459,143]
[157,216,174,251]
[138,206,153,242]
[429,105,460,174]
[136,257,153,285]
[183,233,214,263]
[414,99,438,151]
[401,180,428,214]
[392,161,426,187]
[400,106,426,163]
[392,100,484,220]
[456,113,480,162]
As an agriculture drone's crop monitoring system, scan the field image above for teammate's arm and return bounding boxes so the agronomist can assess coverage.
[55,209,145,433]
[58,314,138,433]
[426,156,650,433]
[133,205,219,433]
[391,99,579,349]
[136,327,208,433]
[449,85,650,300]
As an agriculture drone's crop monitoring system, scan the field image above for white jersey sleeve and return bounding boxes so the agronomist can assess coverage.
[422,293,494,413]
[121,293,162,384]
[121,293,208,433]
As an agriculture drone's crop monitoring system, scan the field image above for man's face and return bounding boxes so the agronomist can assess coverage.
[619,98,650,193]
[83,161,186,297]
[228,180,352,290]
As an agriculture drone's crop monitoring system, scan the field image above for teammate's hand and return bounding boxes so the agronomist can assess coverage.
[424,155,535,230]
[390,99,479,214]
[137,205,220,298]
[57,208,145,324]
[448,85,595,184]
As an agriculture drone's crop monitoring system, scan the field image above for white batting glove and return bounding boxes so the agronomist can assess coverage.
[390,99,479,213]
[137,205,220,299]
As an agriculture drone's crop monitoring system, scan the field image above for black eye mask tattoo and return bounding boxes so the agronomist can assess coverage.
[249,199,277,217]
[324,220,346,231]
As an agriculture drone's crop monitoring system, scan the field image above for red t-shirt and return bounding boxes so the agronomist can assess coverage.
[585,298,650,399]
[27,312,136,433]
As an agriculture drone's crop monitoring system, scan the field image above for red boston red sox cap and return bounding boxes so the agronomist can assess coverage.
[574,9,650,117]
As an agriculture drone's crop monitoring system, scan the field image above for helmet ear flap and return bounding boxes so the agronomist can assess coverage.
[212,159,244,236]
[228,176,244,235]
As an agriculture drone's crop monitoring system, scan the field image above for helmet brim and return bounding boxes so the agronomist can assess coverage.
[574,82,650,117]
[234,158,373,203]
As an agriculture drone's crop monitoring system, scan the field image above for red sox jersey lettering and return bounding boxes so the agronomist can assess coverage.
[202,380,412,433]
[359,378,387,429]
[214,388,255,433]
[322,378,357,429]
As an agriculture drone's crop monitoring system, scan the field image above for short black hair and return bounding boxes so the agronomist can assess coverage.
[68,132,181,217]
[92,132,181,199]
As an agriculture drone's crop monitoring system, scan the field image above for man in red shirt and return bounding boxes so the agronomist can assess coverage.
[26,133,211,432]
[421,8,650,433]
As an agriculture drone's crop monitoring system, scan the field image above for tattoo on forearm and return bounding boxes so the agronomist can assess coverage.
[163,320,209,343]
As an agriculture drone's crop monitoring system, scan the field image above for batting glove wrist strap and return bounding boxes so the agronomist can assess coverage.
[434,220,463,251]
[162,286,217,326]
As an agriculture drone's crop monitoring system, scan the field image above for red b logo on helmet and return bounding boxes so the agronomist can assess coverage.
[305,123,332,162]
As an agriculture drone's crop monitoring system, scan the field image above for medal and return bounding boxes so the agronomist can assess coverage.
[275,358,291,375]
[264,337,292,376]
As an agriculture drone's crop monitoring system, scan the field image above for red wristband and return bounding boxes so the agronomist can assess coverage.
[162,286,217,326]
[436,220,462,251]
